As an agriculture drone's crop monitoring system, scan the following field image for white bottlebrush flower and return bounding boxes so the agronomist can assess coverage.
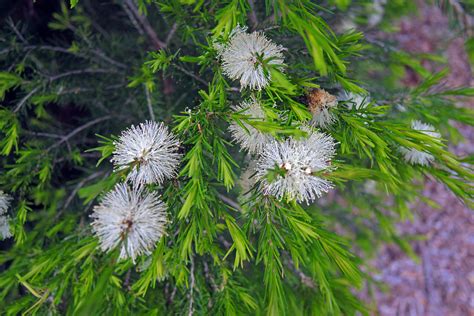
[400,120,441,166]
[0,215,12,240]
[111,121,181,186]
[0,191,12,240]
[218,25,285,90]
[238,160,258,200]
[255,129,337,204]
[229,99,274,154]
[0,191,11,215]
[91,183,168,262]
[307,89,338,128]
[338,91,371,110]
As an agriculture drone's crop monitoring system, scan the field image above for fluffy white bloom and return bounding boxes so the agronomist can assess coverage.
[91,183,167,262]
[0,191,12,240]
[255,129,336,204]
[112,121,181,186]
[229,100,274,154]
[0,216,12,240]
[338,91,370,110]
[238,160,258,200]
[218,25,285,90]
[307,89,338,128]
[0,191,11,214]
[400,120,441,166]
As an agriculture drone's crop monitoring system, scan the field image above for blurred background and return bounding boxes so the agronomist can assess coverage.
[357,2,473,315]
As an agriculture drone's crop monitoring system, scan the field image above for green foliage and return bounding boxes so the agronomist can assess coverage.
[0,109,20,155]
[0,1,472,315]
[0,72,22,100]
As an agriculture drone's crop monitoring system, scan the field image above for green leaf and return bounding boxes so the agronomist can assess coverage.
[0,108,20,155]
[224,215,253,269]
[0,72,22,100]
[87,134,117,166]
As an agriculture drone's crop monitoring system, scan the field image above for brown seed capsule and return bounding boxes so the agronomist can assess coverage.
[306,88,337,115]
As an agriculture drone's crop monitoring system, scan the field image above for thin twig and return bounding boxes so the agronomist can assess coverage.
[168,285,178,306]
[166,23,178,46]
[57,83,127,95]
[90,49,128,69]
[23,131,63,139]
[203,260,218,292]
[49,68,119,82]
[173,64,208,86]
[284,254,316,289]
[4,45,127,69]
[124,0,165,50]
[144,84,155,120]
[203,260,217,309]
[7,18,27,43]
[53,152,101,164]
[122,2,146,36]
[60,171,104,216]
[217,193,242,212]
[47,116,111,152]
[188,256,195,316]
[13,86,40,113]
[23,45,86,55]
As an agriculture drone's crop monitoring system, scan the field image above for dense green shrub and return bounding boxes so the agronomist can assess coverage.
[0,1,472,314]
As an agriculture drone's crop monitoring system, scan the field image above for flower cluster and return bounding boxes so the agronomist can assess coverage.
[218,25,285,90]
[400,120,441,166]
[218,27,338,203]
[87,25,445,265]
[0,191,12,240]
[91,120,181,262]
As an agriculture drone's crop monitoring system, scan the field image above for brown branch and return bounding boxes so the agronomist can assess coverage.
[124,0,165,50]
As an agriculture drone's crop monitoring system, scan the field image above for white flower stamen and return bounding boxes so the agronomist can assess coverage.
[111,121,182,186]
[91,183,168,262]
[0,191,12,240]
[218,25,285,90]
[229,100,274,154]
[256,129,337,204]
